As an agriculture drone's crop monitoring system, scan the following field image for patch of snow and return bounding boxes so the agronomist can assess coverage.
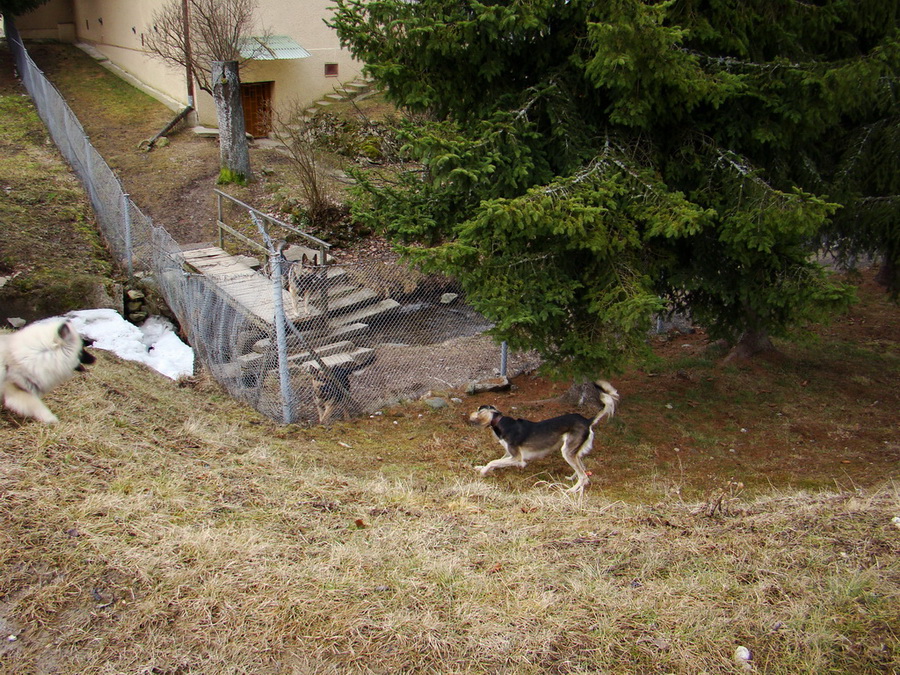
[67,309,194,380]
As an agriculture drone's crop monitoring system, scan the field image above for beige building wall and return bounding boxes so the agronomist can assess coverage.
[242,0,364,128]
[10,0,75,41]
[20,0,364,130]
[72,0,189,113]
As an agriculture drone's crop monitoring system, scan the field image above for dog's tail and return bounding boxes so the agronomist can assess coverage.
[590,380,619,427]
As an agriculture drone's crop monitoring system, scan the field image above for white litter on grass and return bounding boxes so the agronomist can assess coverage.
[67,309,194,380]
[734,645,753,670]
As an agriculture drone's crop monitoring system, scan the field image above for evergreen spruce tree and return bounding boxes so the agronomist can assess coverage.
[0,0,49,16]
[330,0,896,377]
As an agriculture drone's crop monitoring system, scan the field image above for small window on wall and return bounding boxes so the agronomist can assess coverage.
[324,63,339,78]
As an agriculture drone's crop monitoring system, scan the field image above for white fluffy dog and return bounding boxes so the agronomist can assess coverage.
[0,317,95,424]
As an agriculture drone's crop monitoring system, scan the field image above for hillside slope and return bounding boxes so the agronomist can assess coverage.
[0,44,117,321]
[1,350,898,674]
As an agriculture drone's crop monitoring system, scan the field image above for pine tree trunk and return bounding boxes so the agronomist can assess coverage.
[561,378,603,408]
[724,328,775,361]
[875,256,896,293]
[211,60,251,182]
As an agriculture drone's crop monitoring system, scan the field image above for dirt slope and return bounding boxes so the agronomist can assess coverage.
[24,42,287,245]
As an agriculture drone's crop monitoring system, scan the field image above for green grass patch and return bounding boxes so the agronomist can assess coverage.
[0,79,117,318]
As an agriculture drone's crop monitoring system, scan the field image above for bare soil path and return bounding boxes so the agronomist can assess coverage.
[26,42,297,246]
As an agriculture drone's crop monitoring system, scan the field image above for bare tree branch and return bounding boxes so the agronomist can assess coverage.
[144,0,265,94]
[144,0,265,180]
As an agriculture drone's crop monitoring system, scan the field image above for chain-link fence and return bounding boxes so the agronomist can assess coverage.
[6,21,539,423]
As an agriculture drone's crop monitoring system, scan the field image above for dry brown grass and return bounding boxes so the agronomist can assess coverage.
[1,343,898,673]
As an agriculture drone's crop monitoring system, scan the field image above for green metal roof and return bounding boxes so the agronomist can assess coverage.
[240,35,311,60]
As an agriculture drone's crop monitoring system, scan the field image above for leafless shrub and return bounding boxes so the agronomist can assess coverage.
[272,111,343,230]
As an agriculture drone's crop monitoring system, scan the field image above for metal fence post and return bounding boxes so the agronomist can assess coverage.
[217,191,224,250]
[249,212,293,424]
[269,247,294,424]
[318,243,329,315]
[83,135,96,209]
[123,193,134,276]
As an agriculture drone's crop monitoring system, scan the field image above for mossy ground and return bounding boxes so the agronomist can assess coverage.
[0,49,115,319]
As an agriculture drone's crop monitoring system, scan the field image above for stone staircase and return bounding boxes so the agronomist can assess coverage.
[184,242,399,385]
[304,77,375,117]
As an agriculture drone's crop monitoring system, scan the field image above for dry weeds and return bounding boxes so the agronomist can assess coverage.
[1,347,898,674]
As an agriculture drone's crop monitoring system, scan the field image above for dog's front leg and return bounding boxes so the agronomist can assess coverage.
[3,386,59,424]
[474,454,526,476]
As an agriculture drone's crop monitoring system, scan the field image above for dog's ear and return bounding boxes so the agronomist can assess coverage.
[57,321,73,341]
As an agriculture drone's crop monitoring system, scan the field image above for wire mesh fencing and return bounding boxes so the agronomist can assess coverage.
[263,253,542,424]
[201,191,541,424]
[5,21,539,424]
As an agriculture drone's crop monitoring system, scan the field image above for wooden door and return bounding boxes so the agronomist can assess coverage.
[240,81,274,138]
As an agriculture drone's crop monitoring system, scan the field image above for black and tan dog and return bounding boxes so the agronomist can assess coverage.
[469,380,619,493]
[310,363,357,424]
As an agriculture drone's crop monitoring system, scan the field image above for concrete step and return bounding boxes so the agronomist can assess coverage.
[293,346,375,373]
[294,352,358,372]
[324,287,379,313]
[349,346,377,367]
[287,340,356,365]
[324,283,359,299]
[293,321,368,350]
[329,298,401,328]
[322,322,368,343]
